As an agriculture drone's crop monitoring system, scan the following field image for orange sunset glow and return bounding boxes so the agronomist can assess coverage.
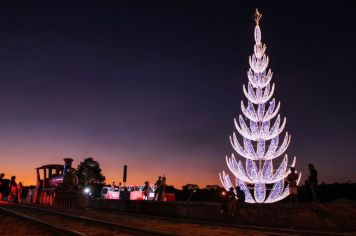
[0,135,220,188]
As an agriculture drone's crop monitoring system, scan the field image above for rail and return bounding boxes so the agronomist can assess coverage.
[0,203,177,236]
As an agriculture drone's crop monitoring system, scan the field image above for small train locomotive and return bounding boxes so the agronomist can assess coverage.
[26,158,84,207]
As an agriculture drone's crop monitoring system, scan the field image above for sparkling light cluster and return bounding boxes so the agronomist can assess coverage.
[219,13,301,203]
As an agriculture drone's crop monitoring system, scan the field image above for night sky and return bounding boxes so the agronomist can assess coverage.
[0,1,355,187]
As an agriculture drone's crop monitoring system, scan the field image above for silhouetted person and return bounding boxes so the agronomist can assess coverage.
[236,186,245,203]
[0,173,4,200]
[219,190,229,215]
[17,182,23,203]
[158,176,166,201]
[228,187,236,216]
[220,187,236,216]
[8,176,18,203]
[153,176,162,201]
[230,186,245,217]
[142,181,150,200]
[308,164,318,202]
[286,167,298,202]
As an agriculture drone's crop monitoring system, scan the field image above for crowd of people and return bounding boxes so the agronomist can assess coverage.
[1,163,319,207]
[141,175,167,201]
[219,185,246,216]
[219,163,319,216]
[286,163,319,202]
[0,173,23,203]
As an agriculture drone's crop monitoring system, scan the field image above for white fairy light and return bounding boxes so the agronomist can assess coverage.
[254,182,266,203]
[246,159,259,181]
[219,171,234,190]
[234,114,287,141]
[261,160,273,181]
[247,69,273,89]
[254,25,262,44]
[226,155,254,183]
[243,82,275,104]
[264,180,284,203]
[220,9,300,203]
[256,139,265,159]
[237,179,256,203]
[297,172,302,185]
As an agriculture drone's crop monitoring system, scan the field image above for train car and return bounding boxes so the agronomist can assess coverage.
[100,186,120,199]
[26,158,84,207]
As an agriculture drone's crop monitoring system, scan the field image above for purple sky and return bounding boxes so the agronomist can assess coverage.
[0,1,355,187]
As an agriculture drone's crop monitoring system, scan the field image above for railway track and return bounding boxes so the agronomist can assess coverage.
[0,203,288,236]
[82,207,353,236]
[1,202,352,236]
[0,203,176,236]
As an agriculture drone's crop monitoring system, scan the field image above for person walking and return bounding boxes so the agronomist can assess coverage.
[286,167,299,202]
[308,164,318,202]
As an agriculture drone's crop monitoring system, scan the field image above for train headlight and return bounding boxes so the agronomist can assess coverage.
[84,187,91,194]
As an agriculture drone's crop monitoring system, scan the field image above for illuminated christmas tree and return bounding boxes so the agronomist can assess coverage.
[219,9,301,203]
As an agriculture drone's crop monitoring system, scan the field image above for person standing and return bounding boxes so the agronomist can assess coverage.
[236,186,245,203]
[17,182,23,203]
[142,181,150,200]
[308,164,318,202]
[8,176,18,203]
[0,173,5,200]
[219,187,235,215]
[158,176,166,201]
[230,186,245,217]
[153,176,162,201]
[227,187,236,216]
[219,190,228,214]
[110,181,115,191]
[286,167,299,202]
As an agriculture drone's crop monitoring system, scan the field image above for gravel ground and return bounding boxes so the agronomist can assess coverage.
[0,202,268,236]
[48,207,268,236]
[0,212,52,236]
[0,209,266,236]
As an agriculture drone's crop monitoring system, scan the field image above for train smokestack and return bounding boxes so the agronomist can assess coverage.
[63,158,74,175]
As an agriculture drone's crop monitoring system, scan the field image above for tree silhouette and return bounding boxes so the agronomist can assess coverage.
[76,157,106,185]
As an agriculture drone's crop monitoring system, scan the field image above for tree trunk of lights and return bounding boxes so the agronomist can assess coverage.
[219,9,302,203]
